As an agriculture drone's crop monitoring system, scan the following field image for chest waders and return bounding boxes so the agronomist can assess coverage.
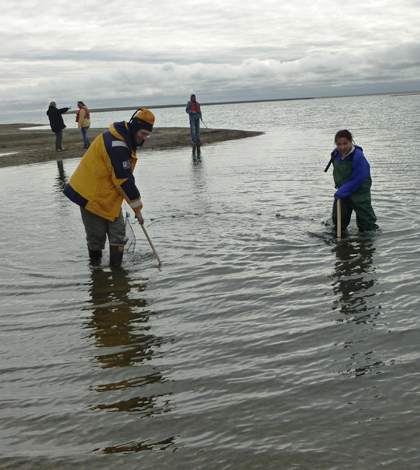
[332,157,378,233]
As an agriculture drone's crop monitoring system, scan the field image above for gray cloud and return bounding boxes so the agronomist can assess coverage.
[1,0,419,113]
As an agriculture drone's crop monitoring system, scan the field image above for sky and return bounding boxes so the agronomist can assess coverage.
[1,0,420,113]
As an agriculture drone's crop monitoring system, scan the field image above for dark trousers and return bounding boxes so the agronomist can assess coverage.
[55,130,63,150]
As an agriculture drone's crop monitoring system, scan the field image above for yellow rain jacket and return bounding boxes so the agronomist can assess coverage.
[76,106,91,128]
[63,121,142,221]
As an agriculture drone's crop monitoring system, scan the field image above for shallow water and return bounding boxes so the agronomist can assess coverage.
[1,95,420,469]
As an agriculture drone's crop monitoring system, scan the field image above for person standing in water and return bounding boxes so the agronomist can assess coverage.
[186,94,202,146]
[76,101,91,148]
[46,102,71,151]
[327,129,379,234]
[63,108,155,267]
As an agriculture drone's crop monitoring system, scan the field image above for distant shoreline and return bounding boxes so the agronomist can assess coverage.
[0,124,263,168]
[66,98,315,114]
[66,90,420,114]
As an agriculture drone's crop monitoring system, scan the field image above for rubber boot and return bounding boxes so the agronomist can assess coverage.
[109,244,124,267]
[88,247,102,265]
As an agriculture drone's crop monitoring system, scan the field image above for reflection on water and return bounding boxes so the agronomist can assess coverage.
[56,160,68,190]
[85,268,156,368]
[190,152,205,190]
[84,268,173,453]
[331,236,377,319]
[331,236,384,378]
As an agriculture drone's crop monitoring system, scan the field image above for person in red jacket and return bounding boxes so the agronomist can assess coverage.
[185,94,202,146]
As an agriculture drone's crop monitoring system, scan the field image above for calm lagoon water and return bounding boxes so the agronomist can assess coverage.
[1,94,420,469]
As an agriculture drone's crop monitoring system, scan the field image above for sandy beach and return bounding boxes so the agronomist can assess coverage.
[0,124,263,168]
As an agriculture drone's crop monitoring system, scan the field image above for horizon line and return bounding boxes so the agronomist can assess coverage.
[65,90,420,114]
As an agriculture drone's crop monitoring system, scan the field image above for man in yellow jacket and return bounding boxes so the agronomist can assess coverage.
[63,108,155,266]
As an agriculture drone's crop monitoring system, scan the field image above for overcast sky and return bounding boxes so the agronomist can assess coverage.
[2,0,419,112]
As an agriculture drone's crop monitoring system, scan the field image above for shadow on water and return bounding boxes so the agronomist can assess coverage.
[330,235,385,377]
[83,267,175,454]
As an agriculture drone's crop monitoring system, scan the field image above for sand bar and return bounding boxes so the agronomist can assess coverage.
[0,124,263,168]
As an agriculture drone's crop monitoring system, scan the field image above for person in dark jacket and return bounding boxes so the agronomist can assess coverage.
[329,129,379,234]
[46,102,71,151]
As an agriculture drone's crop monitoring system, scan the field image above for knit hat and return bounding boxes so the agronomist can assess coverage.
[129,108,155,134]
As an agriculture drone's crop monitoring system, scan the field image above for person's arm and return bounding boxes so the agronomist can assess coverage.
[108,143,143,212]
[335,153,370,199]
[58,107,70,114]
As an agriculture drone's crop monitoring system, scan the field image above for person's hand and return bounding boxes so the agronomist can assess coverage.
[134,211,144,225]
[68,106,72,110]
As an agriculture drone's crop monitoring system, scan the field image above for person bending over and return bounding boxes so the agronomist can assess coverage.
[63,108,155,266]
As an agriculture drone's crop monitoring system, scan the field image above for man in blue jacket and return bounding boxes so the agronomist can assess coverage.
[185,94,202,146]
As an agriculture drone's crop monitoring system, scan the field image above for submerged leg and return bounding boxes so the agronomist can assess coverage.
[109,244,124,267]
[80,207,107,261]
[108,210,126,267]
[351,194,379,232]
[88,247,102,265]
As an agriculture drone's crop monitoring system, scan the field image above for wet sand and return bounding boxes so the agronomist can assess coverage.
[0,124,263,168]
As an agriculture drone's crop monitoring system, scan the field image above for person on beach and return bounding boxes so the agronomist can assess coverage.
[63,108,155,267]
[76,101,91,148]
[328,129,379,234]
[186,94,202,146]
[46,102,71,151]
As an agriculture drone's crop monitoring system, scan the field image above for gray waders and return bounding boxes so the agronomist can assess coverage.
[80,207,126,266]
